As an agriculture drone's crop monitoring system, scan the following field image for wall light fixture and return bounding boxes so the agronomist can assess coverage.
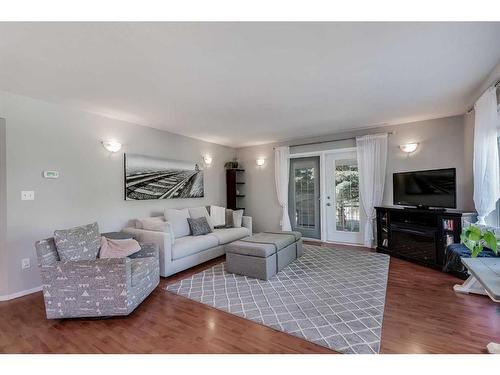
[101,140,122,153]
[400,143,418,154]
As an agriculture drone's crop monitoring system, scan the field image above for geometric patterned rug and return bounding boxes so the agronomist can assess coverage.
[165,244,390,354]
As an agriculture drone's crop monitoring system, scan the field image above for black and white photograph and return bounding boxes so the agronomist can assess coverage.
[124,153,204,200]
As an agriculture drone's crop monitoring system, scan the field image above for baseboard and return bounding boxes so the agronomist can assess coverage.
[0,285,42,302]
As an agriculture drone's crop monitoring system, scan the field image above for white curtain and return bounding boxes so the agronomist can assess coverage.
[356,133,388,247]
[275,146,292,231]
[473,86,500,224]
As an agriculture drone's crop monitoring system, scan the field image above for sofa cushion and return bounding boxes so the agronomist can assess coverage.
[188,206,215,230]
[164,208,191,238]
[187,217,213,236]
[212,227,250,245]
[172,234,219,260]
[130,257,157,287]
[54,222,101,261]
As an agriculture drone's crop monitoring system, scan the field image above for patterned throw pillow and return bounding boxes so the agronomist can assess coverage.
[54,222,101,261]
[187,217,213,236]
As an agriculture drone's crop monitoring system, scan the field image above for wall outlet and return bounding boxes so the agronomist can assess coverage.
[21,191,35,200]
[21,258,30,270]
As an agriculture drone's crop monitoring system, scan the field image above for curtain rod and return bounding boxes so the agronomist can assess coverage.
[273,131,394,150]
[466,78,500,114]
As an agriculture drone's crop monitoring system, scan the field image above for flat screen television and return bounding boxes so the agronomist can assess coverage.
[393,168,456,209]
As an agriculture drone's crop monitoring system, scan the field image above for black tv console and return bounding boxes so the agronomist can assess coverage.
[375,206,476,269]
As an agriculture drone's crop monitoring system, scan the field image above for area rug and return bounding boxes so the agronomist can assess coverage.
[165,244,390,354]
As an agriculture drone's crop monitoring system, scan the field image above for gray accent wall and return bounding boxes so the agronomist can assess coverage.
[236,115,474,234]
[0,91,235,297]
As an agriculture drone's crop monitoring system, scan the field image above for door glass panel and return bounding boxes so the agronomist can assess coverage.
[294,166,316,229]
[288,157,321,239]
[335,159,359,232]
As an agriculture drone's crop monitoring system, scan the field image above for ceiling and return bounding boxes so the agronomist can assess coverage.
[1,22,500,147]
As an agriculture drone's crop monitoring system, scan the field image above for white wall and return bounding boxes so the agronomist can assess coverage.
[0,91,235,297]
[236,115,473,234]
[0,118,8,296]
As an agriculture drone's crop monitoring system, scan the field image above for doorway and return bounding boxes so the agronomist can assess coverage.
[324,151,363,244]
[288,156,321,239]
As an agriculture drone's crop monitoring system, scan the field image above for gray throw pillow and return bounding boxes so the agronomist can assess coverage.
[54,222,101,261]
[187,217,213,236]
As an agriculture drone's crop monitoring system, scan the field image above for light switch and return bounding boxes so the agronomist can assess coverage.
[21,191,35,200]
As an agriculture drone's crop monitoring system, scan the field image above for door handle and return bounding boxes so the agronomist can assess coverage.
[326,203,331,206]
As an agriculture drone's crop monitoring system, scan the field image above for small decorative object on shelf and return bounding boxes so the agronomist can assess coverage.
[224,158,239,169]
[443,218,455,231]
[460,224,499,257]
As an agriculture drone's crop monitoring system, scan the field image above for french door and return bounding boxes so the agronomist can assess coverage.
[325,151,363,244]
[288,157,321,239]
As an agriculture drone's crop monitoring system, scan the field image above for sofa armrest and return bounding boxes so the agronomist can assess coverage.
[242,216,253,234]
[122,227,173,277]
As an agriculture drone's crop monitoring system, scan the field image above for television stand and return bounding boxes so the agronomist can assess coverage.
[403,206,446,212]
[375,206,475,270]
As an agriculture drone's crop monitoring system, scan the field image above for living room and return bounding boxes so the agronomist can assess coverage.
[1,1,500,372]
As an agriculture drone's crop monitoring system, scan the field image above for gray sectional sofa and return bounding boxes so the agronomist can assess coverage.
[123,206,252,277]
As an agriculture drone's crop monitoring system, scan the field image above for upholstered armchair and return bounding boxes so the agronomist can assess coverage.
[35,238,160,319]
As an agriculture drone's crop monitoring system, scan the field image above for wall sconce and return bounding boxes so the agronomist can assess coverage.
[203,155,213,166]
[256,158,266,167]
[400,143,418,154]
[101,140,122,153]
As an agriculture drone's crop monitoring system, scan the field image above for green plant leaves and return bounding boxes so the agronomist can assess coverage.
[460,225,500,257]
[483,231,497,252]
[467,225,481,241]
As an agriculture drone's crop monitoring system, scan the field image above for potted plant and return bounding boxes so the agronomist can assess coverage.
[224,158,239,169]
[460,224,499,257]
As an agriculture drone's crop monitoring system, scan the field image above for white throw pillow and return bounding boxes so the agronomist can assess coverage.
[137,217,167,232]
[233,210,244,228]
[209,205,226,227]
[164,208,191,238]
[188,206,215,230]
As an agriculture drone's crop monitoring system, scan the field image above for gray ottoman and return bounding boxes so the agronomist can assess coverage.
[225,231,303,280]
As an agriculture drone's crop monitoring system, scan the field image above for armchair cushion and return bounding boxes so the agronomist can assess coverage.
[53,222,101,261]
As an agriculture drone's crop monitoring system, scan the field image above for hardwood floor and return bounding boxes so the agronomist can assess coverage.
[0,242,499,353]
